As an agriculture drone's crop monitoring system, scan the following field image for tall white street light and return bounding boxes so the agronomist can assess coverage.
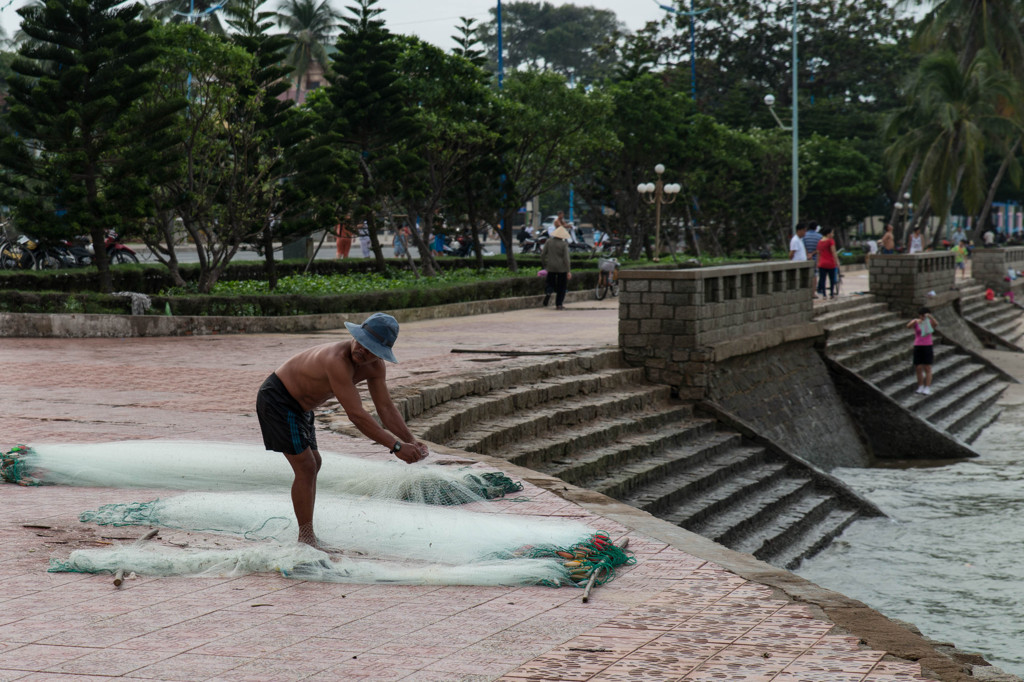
[638,164,682,262]
[764,0,798,230]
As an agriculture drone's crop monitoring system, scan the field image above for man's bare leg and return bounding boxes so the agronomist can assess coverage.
[285,448,323,547]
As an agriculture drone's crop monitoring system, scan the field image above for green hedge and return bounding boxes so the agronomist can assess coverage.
[0,255,692,317]
[0,256,518,294]
[0,273,601,316]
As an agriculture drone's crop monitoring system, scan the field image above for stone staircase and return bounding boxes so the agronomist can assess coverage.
[958,282,1024,350]
[326,348,882,570]
[817,296,1006,445]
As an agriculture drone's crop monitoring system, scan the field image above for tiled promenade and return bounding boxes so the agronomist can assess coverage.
[0,272,941,681]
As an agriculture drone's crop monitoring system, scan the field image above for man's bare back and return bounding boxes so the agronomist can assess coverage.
[273,338,426,463]
[274,340,380,412]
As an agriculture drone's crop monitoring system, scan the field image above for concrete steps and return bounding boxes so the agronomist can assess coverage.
[395,350,881,571]
[818,297,1007,445]
[959,283,1024,349]
[447,384,672,455]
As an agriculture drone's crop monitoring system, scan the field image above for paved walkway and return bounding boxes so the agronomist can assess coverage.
[0,281,944,682]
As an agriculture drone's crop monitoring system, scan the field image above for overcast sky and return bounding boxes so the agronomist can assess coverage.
[2,1,669,47]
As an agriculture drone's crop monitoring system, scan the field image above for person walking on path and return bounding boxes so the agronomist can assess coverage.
[879,224,896,254]
[816,227,840,299]
[788,223,808,261]
[802,222,822,296]
[907,306,938,395]
[358,223,371,258]
[256,313,429,547]
[952,239,969,279]
[541,225,572,310]
[335,223,353,258]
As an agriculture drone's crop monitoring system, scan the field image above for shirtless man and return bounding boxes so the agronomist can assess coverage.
[256,312,428,546]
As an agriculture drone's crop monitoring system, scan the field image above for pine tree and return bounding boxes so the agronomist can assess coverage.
[319,0,421,271]
[229,0,308,290]
[0,0,181,292]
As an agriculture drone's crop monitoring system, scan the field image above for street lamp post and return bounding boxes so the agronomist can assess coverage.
[894,192,913,240]
[763,0,798,230]
[638,164,682,262]
[654,0,710,101]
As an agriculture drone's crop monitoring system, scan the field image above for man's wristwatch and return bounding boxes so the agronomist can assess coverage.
[390,441,402,454]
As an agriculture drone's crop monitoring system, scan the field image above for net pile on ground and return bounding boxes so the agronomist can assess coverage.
[1,440,522,504]
[51,491,633,587]
[5,441,633,587]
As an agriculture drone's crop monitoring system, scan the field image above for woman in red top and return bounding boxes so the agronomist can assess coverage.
[816,227,839,299]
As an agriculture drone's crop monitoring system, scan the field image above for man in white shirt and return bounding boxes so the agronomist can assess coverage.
[789,223,808,261]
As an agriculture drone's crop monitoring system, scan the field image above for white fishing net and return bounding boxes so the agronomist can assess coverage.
[53,492,620,586]
[6,440,521,505]
[4,441,635,587]
[77,491,592,564]
[51,544,573,586]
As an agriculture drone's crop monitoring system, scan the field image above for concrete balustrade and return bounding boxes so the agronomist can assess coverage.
[618,261,819,399]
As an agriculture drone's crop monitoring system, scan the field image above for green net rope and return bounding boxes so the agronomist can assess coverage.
[522,531,635,588]
[1,445,40,486]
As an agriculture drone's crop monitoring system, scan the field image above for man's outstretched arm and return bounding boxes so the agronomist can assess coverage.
[367,374,428,462]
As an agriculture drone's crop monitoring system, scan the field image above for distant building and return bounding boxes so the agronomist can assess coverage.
[278,60,326,106]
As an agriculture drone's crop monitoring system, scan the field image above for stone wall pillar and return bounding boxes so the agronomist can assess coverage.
[971,246,1024,293]
[867,252,956,313]
[618,261,819,399]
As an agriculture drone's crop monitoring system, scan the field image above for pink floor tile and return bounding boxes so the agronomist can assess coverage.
[771,672,868,682]
[0,644,93,672]
[203,657,332,681]
[310,654,421,680]
[866,659,932,679]
[45,648,171,677]
[267,637,365,663]
[783,650,880,676]
[0,671,29,682]
[129,652,250,680]
[500,656,610,681]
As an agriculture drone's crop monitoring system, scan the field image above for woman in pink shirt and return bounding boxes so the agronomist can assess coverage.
[906,307,938,395]
[816,227,839,299]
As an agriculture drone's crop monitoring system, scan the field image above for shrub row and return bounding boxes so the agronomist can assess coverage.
[0,272,600,317]
[0,255,536,294]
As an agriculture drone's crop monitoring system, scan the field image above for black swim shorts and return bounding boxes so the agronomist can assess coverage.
[256,372,318,455]
[912,345,934,366]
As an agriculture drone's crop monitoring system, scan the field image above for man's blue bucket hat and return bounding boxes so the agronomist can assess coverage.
[345,313,399,363]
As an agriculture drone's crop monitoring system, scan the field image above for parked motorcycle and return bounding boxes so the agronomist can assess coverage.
[103,231,140,264]
[453,233,493,257]
[63,232,141,267]
[435,234,458,256]
[58,237,95,267]
[519,230,547,254]
[15,234,75,270]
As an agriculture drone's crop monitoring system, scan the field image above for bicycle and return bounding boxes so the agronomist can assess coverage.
[595,257,620,300]
[0,234,37,270]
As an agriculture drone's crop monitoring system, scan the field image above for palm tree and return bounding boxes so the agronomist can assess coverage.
[912,0,1024,238]
[275,0,339,103]
[886,49,1018,242]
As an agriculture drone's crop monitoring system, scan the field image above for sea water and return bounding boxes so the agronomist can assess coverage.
[797,400,1024,677]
